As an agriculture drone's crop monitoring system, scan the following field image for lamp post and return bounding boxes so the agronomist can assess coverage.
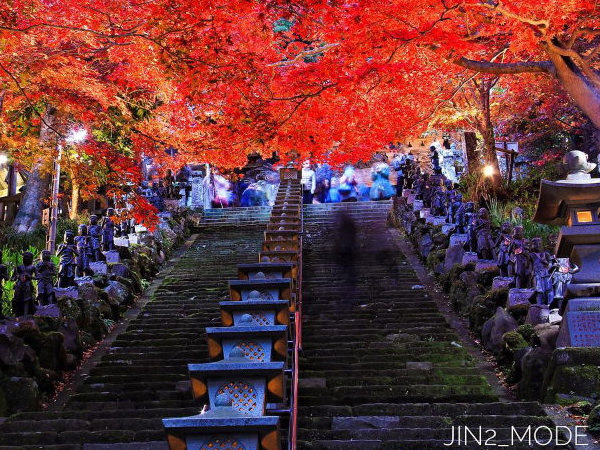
[46,128,87,253]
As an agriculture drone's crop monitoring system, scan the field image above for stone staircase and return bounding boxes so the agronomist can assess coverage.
[0,218,267,449]
[198,206,272,228]
[297,200,566,450]
[0,199,572,450]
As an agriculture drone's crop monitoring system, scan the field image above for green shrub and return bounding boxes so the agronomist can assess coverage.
[518,324,536,343]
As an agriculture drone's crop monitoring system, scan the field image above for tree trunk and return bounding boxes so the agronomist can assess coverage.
[70,180,80,220]
[477,80,502,191]
[12,107,57,233]
[480,119,502,190]
[545,48,600,132]
[464,131,480,172]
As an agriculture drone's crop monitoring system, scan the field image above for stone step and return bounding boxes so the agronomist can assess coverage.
[0,223,268,448]
[298,201,556,449]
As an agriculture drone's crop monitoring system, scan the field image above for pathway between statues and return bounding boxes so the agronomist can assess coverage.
[297,201,574,450]
[0,201,589,449]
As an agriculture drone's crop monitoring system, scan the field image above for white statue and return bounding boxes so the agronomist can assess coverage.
[441,146,458,182]
[561,150,600,184]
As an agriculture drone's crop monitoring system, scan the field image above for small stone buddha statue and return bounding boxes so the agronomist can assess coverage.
[561,150,600,183]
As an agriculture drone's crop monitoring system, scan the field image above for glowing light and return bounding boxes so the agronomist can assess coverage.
[66,128,87,144]
[483,165,494,178]
[576,210,593,223]
[0,154,8,165]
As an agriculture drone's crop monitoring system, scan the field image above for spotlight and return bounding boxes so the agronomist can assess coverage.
[483,165,494,178]
[66,128,87,144]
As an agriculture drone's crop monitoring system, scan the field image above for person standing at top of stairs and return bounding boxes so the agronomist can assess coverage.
[302,160,316,204]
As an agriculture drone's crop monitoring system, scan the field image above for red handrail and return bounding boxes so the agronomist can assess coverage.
[289,183,302,450]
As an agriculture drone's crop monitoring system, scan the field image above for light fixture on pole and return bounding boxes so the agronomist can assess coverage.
[47,128,87,253]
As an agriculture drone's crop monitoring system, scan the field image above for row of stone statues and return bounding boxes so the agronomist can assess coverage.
[405,169,575,309]
[3,209,128,317]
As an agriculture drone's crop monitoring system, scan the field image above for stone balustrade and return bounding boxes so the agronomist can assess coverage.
[163,169,303,450]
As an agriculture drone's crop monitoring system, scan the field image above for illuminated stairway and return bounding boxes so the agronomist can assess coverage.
[297,201,566,450]
[0,216,268,449]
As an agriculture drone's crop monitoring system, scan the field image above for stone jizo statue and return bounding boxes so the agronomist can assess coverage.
[35,250,56,306]
[551,258,578,311]
[101,208,116,251]
[495,221,513,277]
[88,215,102,261]
[12,251,36,317]
[75,224,92,277]
[449,193,463,224]
[456,201,474,234]
[474,208,495,260]
[413,175,425,201]
[430,178,446,217]
[57,230,79,288]
[509,226,530,289]
[529,237,554,305]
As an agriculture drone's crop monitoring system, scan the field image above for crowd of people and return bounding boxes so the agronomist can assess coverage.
[140,141,466,209]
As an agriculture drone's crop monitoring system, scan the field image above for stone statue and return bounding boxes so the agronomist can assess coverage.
[457,201,474,234]
[413,174,425,200]
[450,193,463,224]
[466,211,477,252]
[495,221,513,277]
[35,250,56,306]
[430,145,442,175]
[473,208,495,260]
[11,251,36,316]
[114,211,123,238]
[101,208,116,251]
[444,186,455,211]
[88,215,102,262]
[561,150,599,183]
[430,178,446,217]
[551,258,579,311]
[509,226,530,289]
[57,230,79,288]
[75,224,92,277]
[152,181,166,210]
[529,237,554,305]
[118,210,133,236]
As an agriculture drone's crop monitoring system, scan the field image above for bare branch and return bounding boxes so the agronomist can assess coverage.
[482,2,549,32]
[455,57,555,75]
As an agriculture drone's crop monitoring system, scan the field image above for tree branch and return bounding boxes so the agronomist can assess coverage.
[455,57,555,76]
[482,2,549,32]
[0,61,65,138]
[269,43,339,67]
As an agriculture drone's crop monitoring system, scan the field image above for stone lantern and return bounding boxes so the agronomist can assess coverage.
[533,150,600,347]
